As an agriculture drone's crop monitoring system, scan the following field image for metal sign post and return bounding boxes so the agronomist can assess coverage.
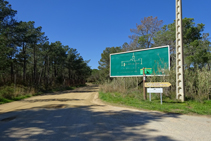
[176,0,185,102]
[146,82,171,104]
[147,88,163,104]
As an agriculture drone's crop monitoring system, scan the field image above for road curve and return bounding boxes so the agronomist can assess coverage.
[0,83,211,141]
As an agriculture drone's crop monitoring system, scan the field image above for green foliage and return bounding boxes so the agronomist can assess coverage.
[98,46,122,81]
[154,17,211,68]
[0,84,34,104]
[0,85,14,99]
[98,46,122,70]
[87,69,101,83]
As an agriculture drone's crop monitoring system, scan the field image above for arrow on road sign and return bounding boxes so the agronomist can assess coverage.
[145,82,171,87]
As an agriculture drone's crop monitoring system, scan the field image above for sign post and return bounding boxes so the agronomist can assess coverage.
[143,68,146,100]
[147,88,163,104]
[146,82,171,104]
[110,46,170,101]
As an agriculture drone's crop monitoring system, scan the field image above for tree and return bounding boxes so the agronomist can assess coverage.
[66,48,78,82]
[0,0,17,28]
[15,21,40,82]
[121,42,130,51]
[129,16,163,49]
[98,46,122,70]
[66,48,91,85]
[0,0,18,82]
[153,18,210,69]
[87,69,101,83]
[98,46,122,79]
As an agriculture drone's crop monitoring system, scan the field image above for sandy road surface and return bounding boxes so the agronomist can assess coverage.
[0,84,211,141]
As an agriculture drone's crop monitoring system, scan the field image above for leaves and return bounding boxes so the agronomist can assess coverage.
[153,17,211,68]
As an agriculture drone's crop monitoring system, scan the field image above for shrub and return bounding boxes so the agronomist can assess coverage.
[0,85,15,99]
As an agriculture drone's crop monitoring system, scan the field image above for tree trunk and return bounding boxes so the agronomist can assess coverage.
[33,44,36,89]
[52,61,54,85]
[54,61,57,77]
[47,55,49,88]
[39,68,43,84]
[43,60,46,88]
[10,58,13,83]
[69,68,70,80]
[23,42,26,83]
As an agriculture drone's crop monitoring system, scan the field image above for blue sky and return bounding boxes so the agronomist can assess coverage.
[7,0,211,69]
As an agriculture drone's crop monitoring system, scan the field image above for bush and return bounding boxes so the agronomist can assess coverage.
[0,85,15,99]
[0,84,35,101]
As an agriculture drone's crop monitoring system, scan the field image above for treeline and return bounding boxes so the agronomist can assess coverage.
[0,0,91,93]
[90,16,211,101]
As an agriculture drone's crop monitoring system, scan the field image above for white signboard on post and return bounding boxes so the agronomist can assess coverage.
[147,88,163,93]
[147,88,163,104]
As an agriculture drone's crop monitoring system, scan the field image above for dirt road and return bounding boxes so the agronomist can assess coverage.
[0,84,211,141]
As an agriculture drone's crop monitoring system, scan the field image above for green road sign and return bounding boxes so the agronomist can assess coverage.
[140,68,152,75]
[110,46,170,77]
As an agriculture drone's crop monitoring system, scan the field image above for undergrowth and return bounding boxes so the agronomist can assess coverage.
[0,84,86,104]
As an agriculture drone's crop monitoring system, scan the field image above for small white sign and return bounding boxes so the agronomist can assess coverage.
[147,88,163,93]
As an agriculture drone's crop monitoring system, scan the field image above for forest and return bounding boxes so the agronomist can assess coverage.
[0,0,91,101]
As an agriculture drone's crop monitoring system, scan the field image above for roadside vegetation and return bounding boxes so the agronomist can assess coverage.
[99,68,211,115]
[0,1,91,104]
[0,83,86,104]
[87,16,211,115]
[99,92,211,115]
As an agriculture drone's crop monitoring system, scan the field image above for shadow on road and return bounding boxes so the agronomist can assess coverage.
[61,91,97,93]
[40,84,99,96]
[21,99,83,103]
[0,105,179,141]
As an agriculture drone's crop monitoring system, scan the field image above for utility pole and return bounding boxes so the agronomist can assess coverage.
[176,0,185,102]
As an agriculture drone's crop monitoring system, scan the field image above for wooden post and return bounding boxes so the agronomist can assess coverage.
[124,77,126,90]
[143,68,146,100]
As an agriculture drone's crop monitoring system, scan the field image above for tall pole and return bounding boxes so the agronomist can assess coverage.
[176,0,185,102]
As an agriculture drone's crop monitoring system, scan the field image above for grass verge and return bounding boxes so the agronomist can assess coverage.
[99,91,211,115]
[0,95,32,104]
